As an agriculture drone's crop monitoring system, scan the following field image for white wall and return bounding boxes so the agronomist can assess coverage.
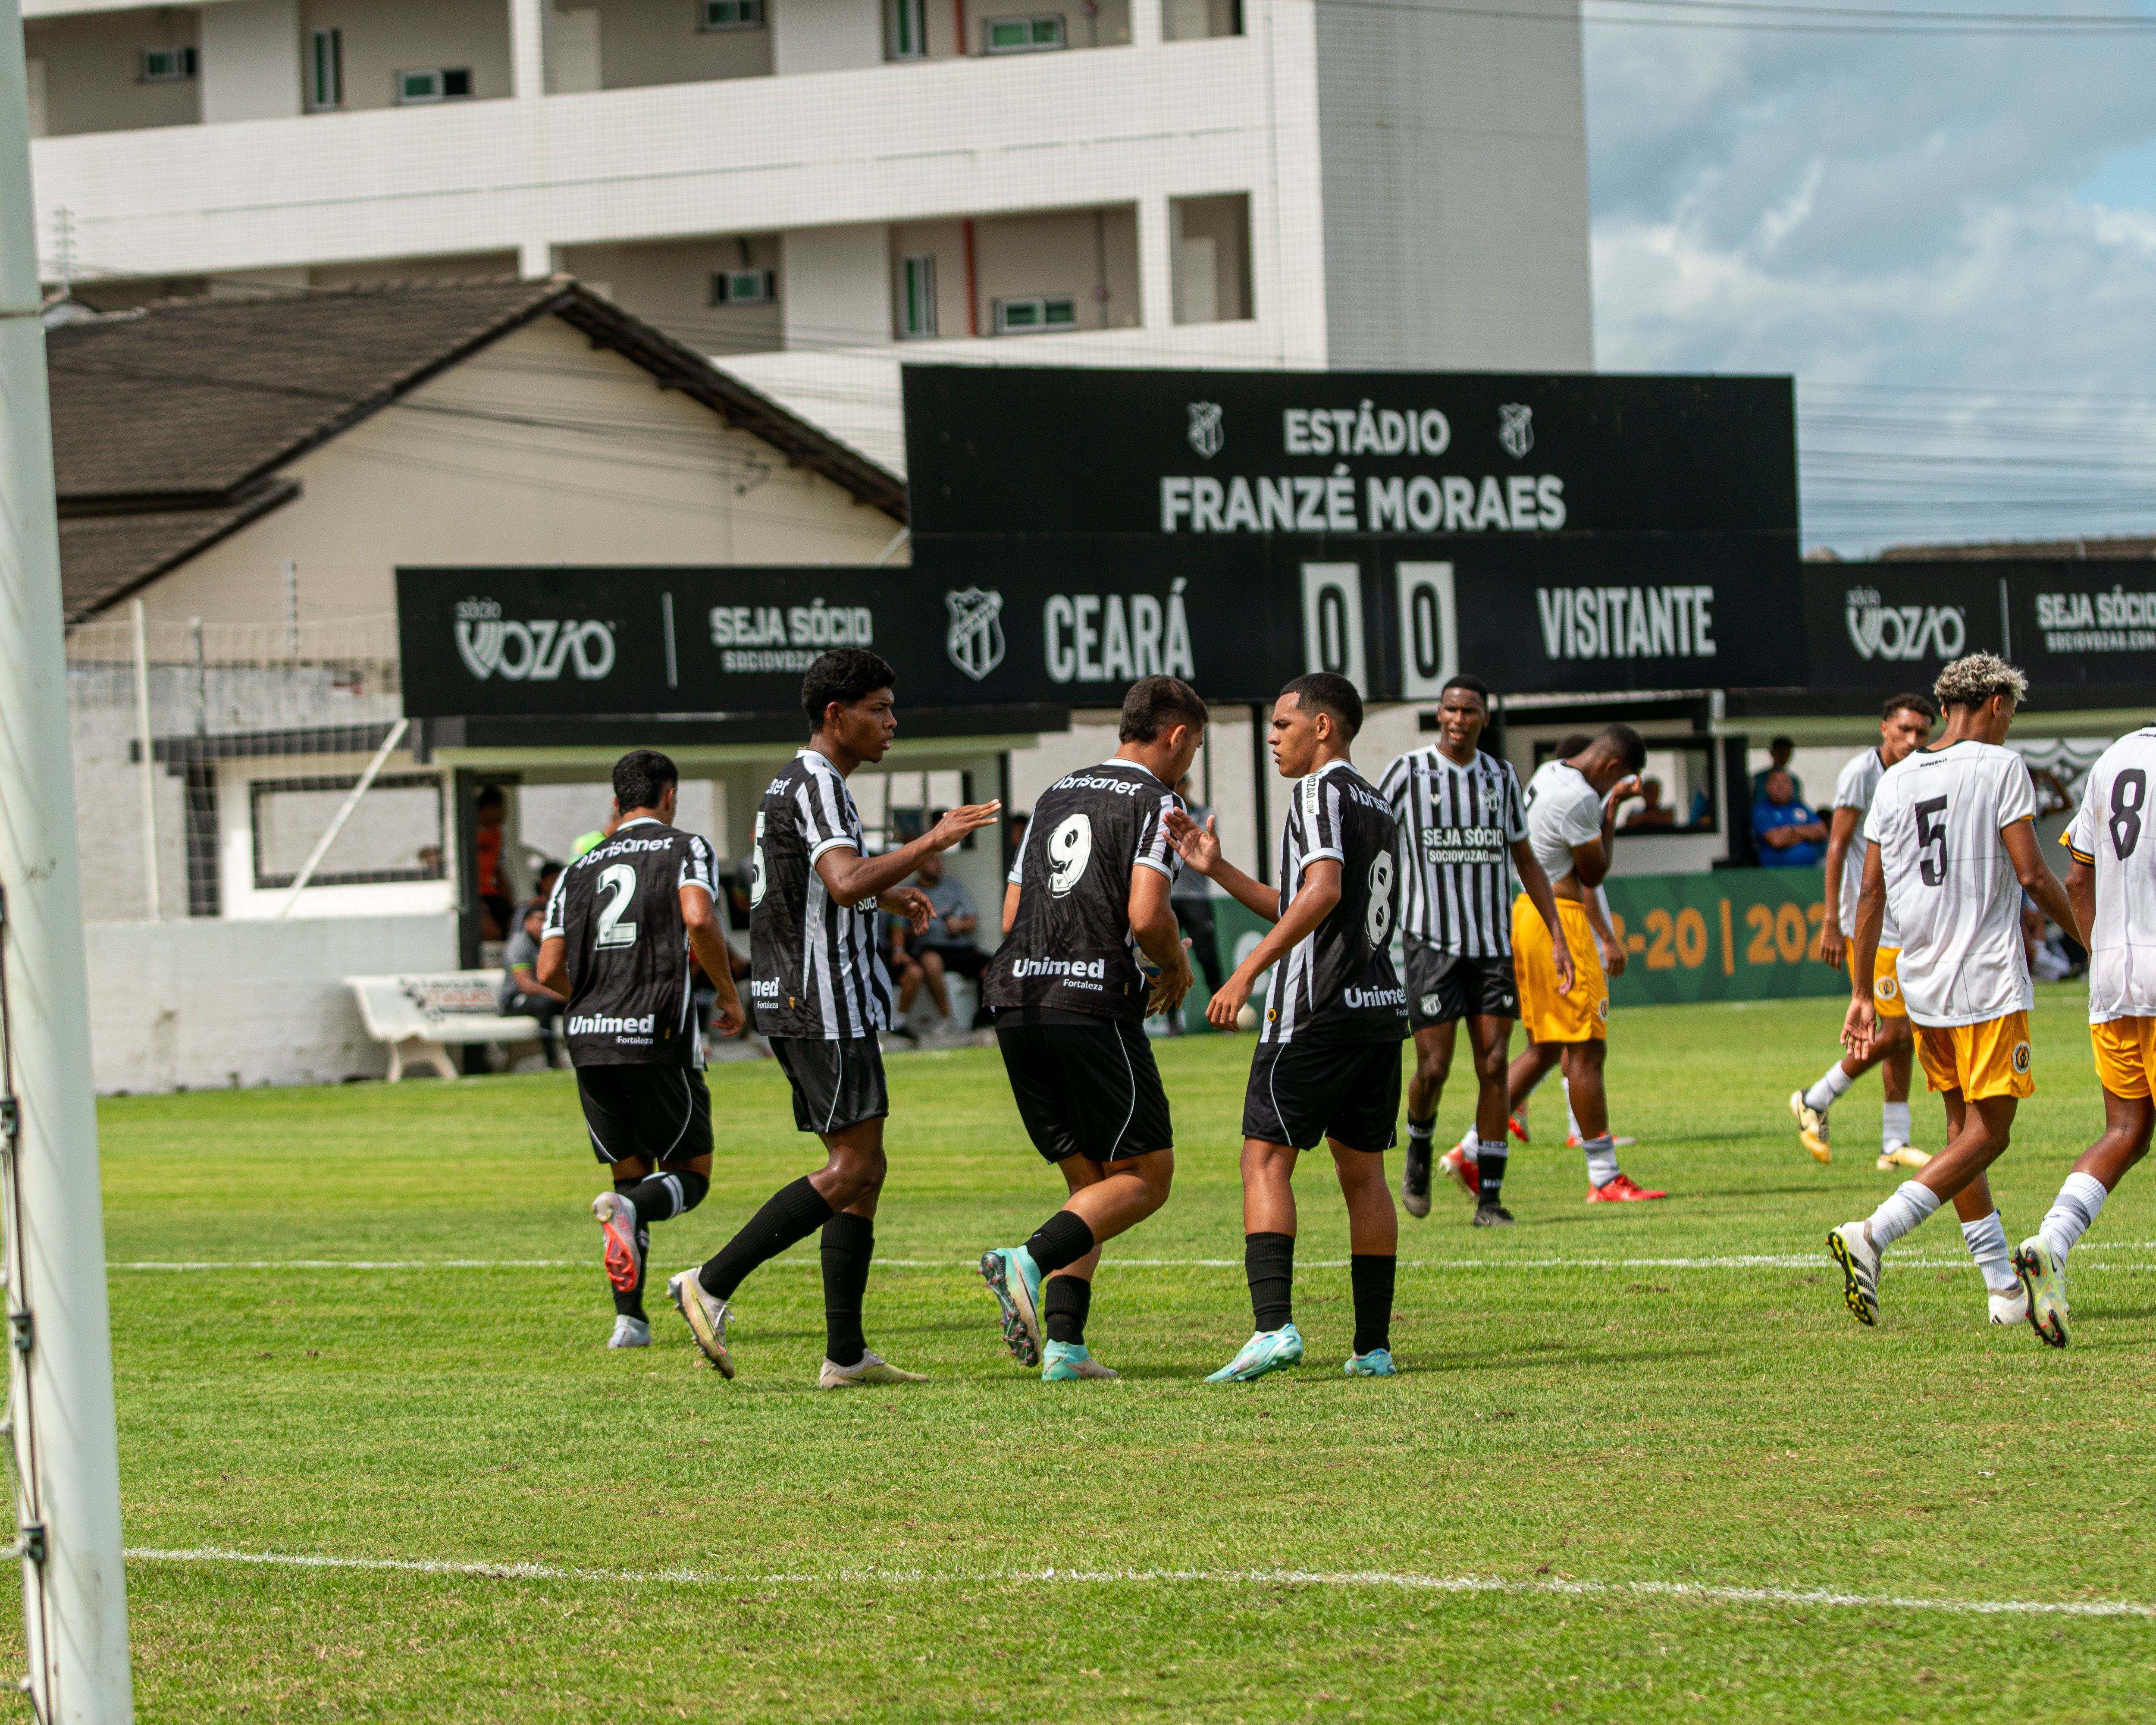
[770,0,883,75]
[200,0,302,124]
[783,222,893,350]
[85,913,457,1092]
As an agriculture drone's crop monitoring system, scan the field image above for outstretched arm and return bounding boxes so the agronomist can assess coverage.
[1165,809,1279,923]
[1205,859,1342,1031]
[815,800,1001,909]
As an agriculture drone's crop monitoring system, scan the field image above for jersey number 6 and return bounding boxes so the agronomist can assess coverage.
[595,862,640,949]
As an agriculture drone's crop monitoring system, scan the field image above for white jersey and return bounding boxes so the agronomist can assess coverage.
[1830,746,1900,947]
[1522,759,1603,889]
[2064,725,2156,1024]
[1864,740,2039,1028]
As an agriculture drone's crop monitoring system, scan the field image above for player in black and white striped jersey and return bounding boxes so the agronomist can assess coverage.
[1378,674,1573,1226]
[670,648,1000,1388]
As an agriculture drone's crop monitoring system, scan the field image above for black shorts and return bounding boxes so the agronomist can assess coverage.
[770,1035,889,1136]
[1242,1035,1401,1153]
[918,943,991,980]
[1404,939,1519,1030]
[577,1064,712,1166]
[996,1007,1173,1165]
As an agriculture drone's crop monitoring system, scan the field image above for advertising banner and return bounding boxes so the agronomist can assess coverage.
[1800,564,2006,698]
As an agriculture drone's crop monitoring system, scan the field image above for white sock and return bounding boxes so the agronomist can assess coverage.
[1961,1210,2016,1295]
[1881,1100,1912,1150]
[1407,1118,1435,1143]
[1563,1077,1583,1141]
[1476,1138,1506,1158]
[2040,1171,2109,1261]
[1583,1135,1618,1189]
[1867,1180,1941,1250]
[1805,1061,1857,1115]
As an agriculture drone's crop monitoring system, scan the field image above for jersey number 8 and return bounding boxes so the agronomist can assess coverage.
[1366,852,1395,950]
[2111,768,2146,861]
[595,862,640,949]
[1048,812,1094,897]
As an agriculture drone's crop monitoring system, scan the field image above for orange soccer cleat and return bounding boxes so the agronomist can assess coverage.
[1586,1172,1667,1203]
[1438,1142,1480,1199]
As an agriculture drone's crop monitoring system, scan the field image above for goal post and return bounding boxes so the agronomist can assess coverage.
[0,1,137,1717]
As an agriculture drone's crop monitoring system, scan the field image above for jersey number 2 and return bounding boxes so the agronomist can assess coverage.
[1915,796,1949,887]
[2111,769,2146,860]
[595,862,639,949]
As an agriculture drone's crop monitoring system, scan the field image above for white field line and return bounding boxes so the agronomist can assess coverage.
[124,1546,2156,1620]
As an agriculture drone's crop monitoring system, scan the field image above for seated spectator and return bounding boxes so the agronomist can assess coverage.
[1753,769,1827,867]
[1621,777,1678,830]
[533,857,565,910]
[496,900,565,1067]
[895,850,991,1030]
[1751,737,1803,806]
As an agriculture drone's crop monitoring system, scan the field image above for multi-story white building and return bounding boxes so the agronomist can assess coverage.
[26,0,1593,466]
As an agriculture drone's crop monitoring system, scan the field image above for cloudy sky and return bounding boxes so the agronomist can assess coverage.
[1582,0,2156,554]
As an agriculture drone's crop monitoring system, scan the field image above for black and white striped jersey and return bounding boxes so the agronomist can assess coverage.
[984,759,1181,1021]
[541,817,716,1068]
[1258,761,1408,1045]
[747,749,891,1041]
[1376,746,1529,957]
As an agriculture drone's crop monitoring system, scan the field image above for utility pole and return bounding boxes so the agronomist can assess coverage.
[0,3,137,1720]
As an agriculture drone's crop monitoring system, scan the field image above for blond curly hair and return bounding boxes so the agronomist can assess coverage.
[1932,652,2028,713]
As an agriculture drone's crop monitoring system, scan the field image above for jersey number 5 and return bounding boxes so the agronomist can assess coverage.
[1914,796,1949,887]
[595,862,640,949]
[2110,768,2146,861]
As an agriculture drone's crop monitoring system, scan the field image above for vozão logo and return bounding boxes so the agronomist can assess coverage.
[1844,587,1965,663]
[455,599,616,682]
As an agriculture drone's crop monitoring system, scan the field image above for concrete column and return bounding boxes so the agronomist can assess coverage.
[200,0,301,123]
[772,0,885,75]
[1137,193,1175,330]
[782,223,892,351]
[509,0,549,99]
[1130,0,1163,49]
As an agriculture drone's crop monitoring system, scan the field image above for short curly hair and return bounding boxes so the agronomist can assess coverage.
[1932,652,2028,713]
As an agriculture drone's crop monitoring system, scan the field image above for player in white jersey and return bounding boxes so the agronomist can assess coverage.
[1828,654,2080,1329]
[2012,724,2156,1345]
[1789,693,1937,1167]
[1509,726,1665,1202]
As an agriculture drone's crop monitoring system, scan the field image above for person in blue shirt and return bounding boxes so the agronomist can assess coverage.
[1754,768,1827,867]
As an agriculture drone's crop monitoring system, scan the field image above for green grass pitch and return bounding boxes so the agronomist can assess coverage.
[24,985,2156,1720]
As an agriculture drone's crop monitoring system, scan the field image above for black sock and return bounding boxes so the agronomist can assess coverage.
[698,1176,835,1301]
[820,1212,875,1368]
[611,1178,649,1322]
[1245,1231,1295,1332]
[1350,1254,1395,1356]
[1477,1148,1509,1204]
[1044,1275,1092,1346]
[619,1168,709,1225]
[1025,1209,1097,1276]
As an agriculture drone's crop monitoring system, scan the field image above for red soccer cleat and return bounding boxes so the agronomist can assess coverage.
[1438,1142,1480,1199]
[1586,1172,1667,1203]
[1508,1112,1531,1143]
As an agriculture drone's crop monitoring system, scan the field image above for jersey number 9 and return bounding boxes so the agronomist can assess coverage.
[1915,796,1949,888]
[1048,812,1094,897]
[595,862,640,949]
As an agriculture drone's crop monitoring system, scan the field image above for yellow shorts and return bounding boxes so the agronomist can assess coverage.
[2090,1017,2156,1100]
[1872,946,1907,1020]
[1915,1011,2033,1101]
[1512,893,1608,1045]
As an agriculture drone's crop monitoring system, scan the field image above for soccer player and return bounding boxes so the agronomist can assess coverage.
[1790,693,1938,1167]
[2014,721,2156,1346]
[1828,654,2079,1328]
[1166,672,1409,1381]
[535,750,745,1348]
[1507,726,1664,1201]
[670,648,1000,1386]
[977,675,1205,1381]
[1379,674,1574,1226]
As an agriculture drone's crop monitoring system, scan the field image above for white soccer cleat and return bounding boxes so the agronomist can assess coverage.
[1987,1286,2029,1327]
[818,1351,930,1389]
[1041,1340,1118,1380]
[1789,1090,1830,1164]
[1877,1142,1932,1171]
[608,1315,651,1349]
[1827,1219,1882,1327]
[668,1270,736,1378]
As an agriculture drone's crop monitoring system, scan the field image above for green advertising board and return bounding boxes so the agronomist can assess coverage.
[1176,865,1841,1033]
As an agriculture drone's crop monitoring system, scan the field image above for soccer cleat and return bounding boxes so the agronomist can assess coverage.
[593,1191,642,1293]
[1401,1138,1434,1218]
[1567,1134,1638,1149]
[1204,1324,1306,1383]
[1508,1109,1531,1143]
[1877,1142,1932,1171]
[667,1270,736,1378]
[1344,1348,1397,1377]
[1789,1090,1831,1164]
[1988,1286,2029,1327]
[818,1351,929,1389]
[2013,1236,2070,1348]
[1586,1172,1667,1203]
[1827,1219,1881,1327]
[1041,1340,1118,1381]
[608,1315,651,1349]
[979,1246,1044,1367]
[1472,1201,1517,1227]
[1437,1143,1479,1201]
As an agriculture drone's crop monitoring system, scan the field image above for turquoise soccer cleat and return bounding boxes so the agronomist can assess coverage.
[1040,1340,1118,1381]
[1204,1324,1305,1383]
[1343,1348,1396,1377]
[979,1246,1044,1366]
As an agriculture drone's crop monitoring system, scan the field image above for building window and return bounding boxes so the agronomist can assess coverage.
[984,15,1065,52]
[138,46,198,82]
[889,0,929,58]
[702,0,766,28]
[395,68,473,105]
[249,775,447,891]
[899,255,937,339]
[307,29,343,110]
[993,295,1076,334]
[710,269,776,306]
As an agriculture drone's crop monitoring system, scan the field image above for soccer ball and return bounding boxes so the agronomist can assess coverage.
[1235,1004,1259,1033]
